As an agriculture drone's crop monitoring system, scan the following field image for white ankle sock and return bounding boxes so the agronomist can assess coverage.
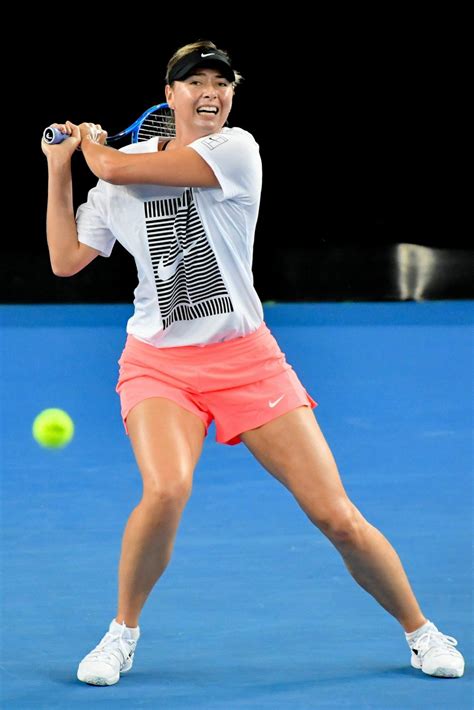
[111,619,140,640]
[405,620,432,641]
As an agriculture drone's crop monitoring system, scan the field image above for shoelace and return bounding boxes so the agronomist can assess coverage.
[413,627,459,659]
[85,624,135,669]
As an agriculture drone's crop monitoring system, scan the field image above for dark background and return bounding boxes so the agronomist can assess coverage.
[4,18,472,303]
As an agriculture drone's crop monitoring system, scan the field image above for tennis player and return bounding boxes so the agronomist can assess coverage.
[42,40,465,686]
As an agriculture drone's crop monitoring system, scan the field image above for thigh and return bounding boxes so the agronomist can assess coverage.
[241,406,349,507]
[126,397,206,495]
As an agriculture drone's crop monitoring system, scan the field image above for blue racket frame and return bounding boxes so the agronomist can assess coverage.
[43,103,175,145]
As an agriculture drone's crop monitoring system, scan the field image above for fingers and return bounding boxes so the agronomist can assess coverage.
[42,121,108,155]
[46,121,106,141]
[83,122,108,144]
[41,120,81,156]
[41,121,79,147]
[66,120,79,135]
[45,122,71,139]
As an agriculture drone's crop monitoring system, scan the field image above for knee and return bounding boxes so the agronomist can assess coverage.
[312,500,364,546]
[142,469,193,510]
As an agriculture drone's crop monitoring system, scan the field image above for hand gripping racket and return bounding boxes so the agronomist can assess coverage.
[42,103,175,145]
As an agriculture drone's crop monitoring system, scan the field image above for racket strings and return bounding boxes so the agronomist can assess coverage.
[137,109,175,141]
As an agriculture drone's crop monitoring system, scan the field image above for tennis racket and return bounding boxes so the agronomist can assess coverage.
[42,103,175,145]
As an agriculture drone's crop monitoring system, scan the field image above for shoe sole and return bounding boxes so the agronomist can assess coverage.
[77,673,119,686]
[411,656,464,678]
[422,667,464,678]
[77,657,133,686]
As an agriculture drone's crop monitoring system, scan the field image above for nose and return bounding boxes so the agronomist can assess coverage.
[202,81,217,99]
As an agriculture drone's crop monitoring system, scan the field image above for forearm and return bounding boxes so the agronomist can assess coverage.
[78,124,217,187]
[46,158,80,275]
[80,138,217,187]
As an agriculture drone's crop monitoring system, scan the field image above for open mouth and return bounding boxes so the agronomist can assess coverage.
[197,106,219,115]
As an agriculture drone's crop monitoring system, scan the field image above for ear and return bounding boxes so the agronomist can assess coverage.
[165,84,174,109]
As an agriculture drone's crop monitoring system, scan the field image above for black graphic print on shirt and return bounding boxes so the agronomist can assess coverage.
[144,189,234,330]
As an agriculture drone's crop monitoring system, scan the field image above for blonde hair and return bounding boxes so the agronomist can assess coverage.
[166,40,242,86]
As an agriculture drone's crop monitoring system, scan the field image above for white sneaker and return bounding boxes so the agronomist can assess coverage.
[77,619,140,686]
[407,621,465,678]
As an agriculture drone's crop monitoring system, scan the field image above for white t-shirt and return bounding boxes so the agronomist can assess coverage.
[76,127,264,347]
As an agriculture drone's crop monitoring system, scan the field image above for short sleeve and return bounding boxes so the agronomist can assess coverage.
[189,129,262,204]
[76,182,116,257]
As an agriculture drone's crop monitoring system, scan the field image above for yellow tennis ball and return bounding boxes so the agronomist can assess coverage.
[32,408,74,449]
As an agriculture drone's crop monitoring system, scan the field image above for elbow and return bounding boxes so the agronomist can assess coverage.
[99,165,117,184]
[51,264,73,278]
[97,156,125,185]
[50,256,74,277]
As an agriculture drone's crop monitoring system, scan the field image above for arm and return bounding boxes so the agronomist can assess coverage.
[78,123,219,188]
[42,123,101,277]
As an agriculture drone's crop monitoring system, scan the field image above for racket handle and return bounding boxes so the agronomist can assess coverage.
[42,126,69,144]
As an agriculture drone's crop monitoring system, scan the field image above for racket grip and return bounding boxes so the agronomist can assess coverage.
[42,126,69,144]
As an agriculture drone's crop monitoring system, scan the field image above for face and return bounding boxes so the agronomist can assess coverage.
[166,68,234,139]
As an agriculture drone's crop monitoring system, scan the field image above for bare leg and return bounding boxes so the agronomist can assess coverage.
[116,398,205,627]
[241,407,427,632]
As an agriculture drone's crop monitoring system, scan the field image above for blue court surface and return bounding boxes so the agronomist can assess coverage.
[1,301,472,709]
